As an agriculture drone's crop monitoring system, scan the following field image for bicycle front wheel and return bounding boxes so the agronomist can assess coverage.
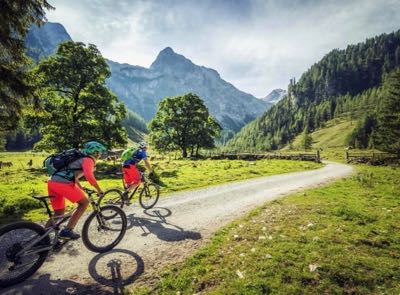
[82,205,127,253]
[139,183,160,209]
[0,221,50,288]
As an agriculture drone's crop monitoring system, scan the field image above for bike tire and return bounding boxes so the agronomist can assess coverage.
[0,221,50,288]
[139,183,160,209]
[98,189,125,220]
[81,205,127,253]
[98,188,125,207]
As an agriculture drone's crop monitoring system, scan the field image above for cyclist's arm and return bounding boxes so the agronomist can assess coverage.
[144,158,152,172]
[82,158,103,194]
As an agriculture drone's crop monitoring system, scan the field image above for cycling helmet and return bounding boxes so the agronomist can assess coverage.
[138,141,147,149]
[83,141,107,155]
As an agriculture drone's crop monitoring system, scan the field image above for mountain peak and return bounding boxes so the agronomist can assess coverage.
[160,46,175,55]
[150,47,194,71]
[261,88,287,104]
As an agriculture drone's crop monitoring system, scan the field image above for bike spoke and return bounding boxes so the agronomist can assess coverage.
[0,228,44,282]
[85,208,125,250]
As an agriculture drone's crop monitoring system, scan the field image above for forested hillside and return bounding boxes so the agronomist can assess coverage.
[226,30,400,151]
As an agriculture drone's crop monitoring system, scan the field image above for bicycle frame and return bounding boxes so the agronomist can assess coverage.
[16,189,101,258]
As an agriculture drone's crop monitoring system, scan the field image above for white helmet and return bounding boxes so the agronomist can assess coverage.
[139,141,147,149]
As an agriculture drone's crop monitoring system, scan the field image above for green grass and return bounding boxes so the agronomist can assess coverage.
[0,152,321,224]
[283,118,355,151]
[132,164,400,294]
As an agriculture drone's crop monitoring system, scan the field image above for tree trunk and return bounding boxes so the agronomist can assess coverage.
[182,148,187,158]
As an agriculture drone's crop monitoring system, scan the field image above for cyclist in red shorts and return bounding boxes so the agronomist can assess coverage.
[122,141,153,193]
[47,141,106,239]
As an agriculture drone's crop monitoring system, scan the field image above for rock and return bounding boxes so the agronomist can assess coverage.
[236,270,244,279]
[265,254,272,259]
[309,264,319,272]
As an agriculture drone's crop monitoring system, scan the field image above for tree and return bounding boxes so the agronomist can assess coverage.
[32,41,127,151]
[148,93,221,157]
[301,128,313,151]
[0,0,53,133]
[374,68,400,154]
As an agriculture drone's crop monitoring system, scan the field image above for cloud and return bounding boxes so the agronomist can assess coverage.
[47,0,400,97]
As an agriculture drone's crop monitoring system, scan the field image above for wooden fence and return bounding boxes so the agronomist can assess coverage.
[201,150,321,163]
[345,151,399,163]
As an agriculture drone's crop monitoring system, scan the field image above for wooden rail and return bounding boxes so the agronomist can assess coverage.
[202,151,321,163]
[345,151,399,163]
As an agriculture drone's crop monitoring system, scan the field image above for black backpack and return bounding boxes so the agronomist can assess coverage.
[44,149,87,176]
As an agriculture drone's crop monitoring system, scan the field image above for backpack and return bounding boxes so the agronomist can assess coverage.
[43,149,87,176]
[121,148,137,162]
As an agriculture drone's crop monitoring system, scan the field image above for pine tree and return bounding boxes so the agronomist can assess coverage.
[0,0,53,132]
[374,68,400,154]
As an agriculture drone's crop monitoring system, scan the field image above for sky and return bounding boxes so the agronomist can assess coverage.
[46,0,400,97]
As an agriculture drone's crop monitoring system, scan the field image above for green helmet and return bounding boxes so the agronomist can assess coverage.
[83,141,107,155]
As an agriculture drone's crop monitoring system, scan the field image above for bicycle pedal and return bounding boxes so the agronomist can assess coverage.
[53,241,65,252]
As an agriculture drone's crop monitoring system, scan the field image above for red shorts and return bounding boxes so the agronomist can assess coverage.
[123,164,141,187]
[47,181,86,210]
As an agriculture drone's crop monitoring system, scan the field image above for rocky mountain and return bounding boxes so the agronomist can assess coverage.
[26,23,72,61]
[24,22,271,135]
[106,47,270,133]
[261,89,287,104]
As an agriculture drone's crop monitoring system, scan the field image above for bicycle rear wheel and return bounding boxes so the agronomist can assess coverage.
[0,221,50,288]
[82,205,127,253]
[139,183,160,209]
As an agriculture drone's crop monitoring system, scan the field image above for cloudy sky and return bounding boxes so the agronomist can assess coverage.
[46,0,400,97]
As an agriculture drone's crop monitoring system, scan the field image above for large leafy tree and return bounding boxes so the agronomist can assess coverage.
[374,68,400,154]
[32,41,127,151]
[0,0,53,133]
[149,93,221,157]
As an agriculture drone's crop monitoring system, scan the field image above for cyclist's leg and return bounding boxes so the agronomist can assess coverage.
[123,165,141,192]
[64,184,88,230]
[46,181,66,228]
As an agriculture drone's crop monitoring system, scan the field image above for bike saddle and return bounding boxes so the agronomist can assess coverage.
[32,195,54,201]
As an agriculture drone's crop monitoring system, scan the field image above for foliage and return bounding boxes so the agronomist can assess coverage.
[149,93,221,157]
[134,165,400,294]
[31,41,127,151]
[226,30,400,151]
[0,0,53,134]
[346,114,377,149]
[301,128,313,151]
[374,68,400,154]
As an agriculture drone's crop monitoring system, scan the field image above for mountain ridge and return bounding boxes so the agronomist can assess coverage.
[25,22,271,138]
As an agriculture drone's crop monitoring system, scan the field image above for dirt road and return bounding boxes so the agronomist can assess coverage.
[2,161,353,294]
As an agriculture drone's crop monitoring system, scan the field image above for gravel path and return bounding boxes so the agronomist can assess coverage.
[2,161,353,294]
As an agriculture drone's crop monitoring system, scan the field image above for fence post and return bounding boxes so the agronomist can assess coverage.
[345,151,349,163]
[316,150,320,163]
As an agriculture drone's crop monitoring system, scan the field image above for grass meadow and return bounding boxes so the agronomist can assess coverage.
[132,164,400,294]
[0,152,321,224]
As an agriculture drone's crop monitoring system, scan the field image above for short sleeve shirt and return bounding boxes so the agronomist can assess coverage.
[123,149,148,166]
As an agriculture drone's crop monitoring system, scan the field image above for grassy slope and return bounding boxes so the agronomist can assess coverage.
[283,118,355,151]
[134,164,400,294]
[0,152,321,223]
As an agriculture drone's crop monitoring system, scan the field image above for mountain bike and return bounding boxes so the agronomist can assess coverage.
[0,188,127,288]
[99,172,160,210]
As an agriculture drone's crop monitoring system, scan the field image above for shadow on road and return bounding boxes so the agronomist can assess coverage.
[1,273,112,295]
[126,207,202,242]
[88,249,144,295]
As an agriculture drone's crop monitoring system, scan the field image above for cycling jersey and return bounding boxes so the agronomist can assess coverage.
[48,157,97,210]
[51,157,97,185]
[123,149,147,166]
